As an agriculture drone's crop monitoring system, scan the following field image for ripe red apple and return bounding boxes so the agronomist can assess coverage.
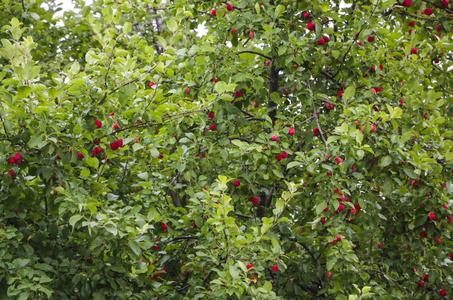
[185,88,190,94]
[409,21,415,26]
[410,48,418,54]
[271,135,278,141]
[158,153,164,159]
[226,4,233,11]
[288,128,295,135]
[335,157,343,164]
[95,120,102,128]
[208,112,215,119]
[117,139,124,147]
[276,154,283,161]
[436,237,442,243]
[110,142,118,150]
[281,151,288,158]
[148,82,154,87]
[233,179,240,187]
[77,152,84,160]
[429,213,437,220]
[161,222,167,229]
[209,124,217,131]
[321,218,326,224]
[421,231,428,237]
[231,29,237,34]
[304,12,310,18]
[424,274,429,281]
[323,36,330,43]
[307,22,315,31]
[249,31,254,37]
[402,0,412,6]
[313,128,320,135]
[265,61,270,66]
[252,102,257,107]
[336,235,342,241]
[368,36,375,42]
[113,123,119,130]
[337,90,344,97]
[272,265,279,272]
[251,197,260,205]
[338,204,345,211]
[211,9,216,16]
[8,170,16,177]
[423,8,433,15]
[246,263,253,270]
[317,38,325,45]
[418,281,424,287]
[235,91,242,98]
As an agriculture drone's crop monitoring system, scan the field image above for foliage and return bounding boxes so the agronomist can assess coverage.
[0,0,453,299]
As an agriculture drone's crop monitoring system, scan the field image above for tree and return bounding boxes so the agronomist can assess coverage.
[0,0,452,298]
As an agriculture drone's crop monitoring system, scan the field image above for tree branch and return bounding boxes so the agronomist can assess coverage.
[237,51,272,60]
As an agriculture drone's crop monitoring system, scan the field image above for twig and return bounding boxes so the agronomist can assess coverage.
[313,107,328,151]
[0,107,10,140]
[237,51,272,60]
[163,236,196,244]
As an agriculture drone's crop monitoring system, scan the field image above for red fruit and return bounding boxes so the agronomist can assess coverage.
[336,235,342,241]
[323,207,329,212]
[450,253,453,260]
[400,99,405,105]
[326,271,332,277]
[304,12,310,18]
[110,142,118,150]
[231,29,237,34]
[329,240,336,244]
[148,82,154,87]
[161,222,167,229]
[271,135,278,141]
[371,65,376,72]
[8,170,16,177]
[283,87,289,95]
[94,147,102,155]
[424,274,429,281]
[94,138,101,144]
[410,48,418,54]
[288,128,295,135]
[421,231,428,237]
[113,123,119,130]
[371,124,377,132]
[281,151,288,159]
[193,221,198,228]
[335,157,343,164]
[321,218,326,224]
[13,208,19,213]
[246,263,253,270]
[272,265,279,272]
[251,197,260,205]
[357,42,363,46]
[379,64,383,70]
[440,289,447,296]
[226,4,233,11]
[253,102,257,107]
[436,237,442,243]
[424,113,427,120]
[95,120,102,128]
[233,179,240,187]
[337,90,344,97]
[185,88,190,94]
[265,61,270,66]
[409,21,415,26]
[249,31,254,37]
[209,124,217,131]
[276,154,283,161]
[418,281,424,287]
[351,166,356,171]
[154,245,160,250]
[14,153,23,161]
[408,29,413,34]
[116,139,123,147]
[412,179,419,187]
[135,137,140,143]
[313,128,320,135]
[307,22,315,31]
[8,158,15,164]
[211,9,216,16]
[208,112,215,119]
[338,204,345,211]
[210,78,217,83]
[158,153,164,159]
[436,25,442,32]
[77,152,84,160]
[235,91,242,98]
[326,171,332,176]
[354,204,361,211]
[448,217,453,223]
[368,36,375,42]
[323,36,330,42]
[429,213,437,220]
[402,0,412,6]
[317,38,325,45]
[424,8,433,15]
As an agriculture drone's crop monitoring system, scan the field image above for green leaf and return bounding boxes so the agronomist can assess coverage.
[275,5,285,18]
[129,241,141,256]
[86,157,99,168]
[379,156,392,167]
[69,215,83,227]
[166,19,178,32]
[343,86,356,101]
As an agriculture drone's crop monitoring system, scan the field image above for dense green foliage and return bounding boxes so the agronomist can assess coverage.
[1,0,453,299]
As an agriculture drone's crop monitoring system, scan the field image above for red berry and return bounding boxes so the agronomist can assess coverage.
[251,197,260,205]
[110,142,118,150]
[226,4,233,11]
[233,180,240,187]
[307,22,315,31]
[209,124,217,131]
[304,12,310,18]
[95,120,102,128]
[208,112,215,119]
[410,48,418,54]
[235,91,242,98]
[272,265,279,272]
[246,263,253,270]
[77,152,84,160]
[211,9,216,16]
[288,128,295,135]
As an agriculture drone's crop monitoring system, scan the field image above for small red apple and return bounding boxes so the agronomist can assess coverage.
[95,120,102,128]
[110,142,118,150]
[208,112,215,119]
[409,21,415,26]
[440,289,447,296]
[272,265,279,272]
[326,271,332,277]
[8,170,16,177]
[368,36,375,42]
[271,135,278,141]
[335,157,343,164]
[235,91,242,98]
[304,12,310,18]
[307,22,315,31]
[77,152,84,160]
[288,128,295,135]
[226,4,233,11]
[211,9,216,16]
[249,31,254,37]
[410,48,418,54]
[246,263,253,270]
[265,61,270,66]
[113,123,119,130]
[418,281,424,287]
[317,38,325,45]
[251,197,260,205]
[209,124,217,131]
[158,153,164,159]
[313,128,320,135]
[233,179,240,187]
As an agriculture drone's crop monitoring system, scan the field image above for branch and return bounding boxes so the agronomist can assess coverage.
[228,136,253,144]
[313,106,328,151]
[237,51,272,60]
[0,108,10,140]
[163,236,196,244]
